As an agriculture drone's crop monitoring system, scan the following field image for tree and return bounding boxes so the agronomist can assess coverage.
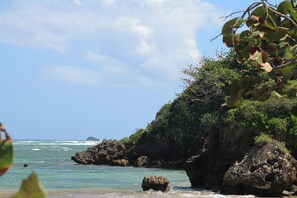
[221,0,297,106]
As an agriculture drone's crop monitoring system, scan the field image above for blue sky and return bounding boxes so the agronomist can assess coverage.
[0,0,280,140]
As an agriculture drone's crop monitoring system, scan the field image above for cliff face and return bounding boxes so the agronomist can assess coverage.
[184,122,257,190]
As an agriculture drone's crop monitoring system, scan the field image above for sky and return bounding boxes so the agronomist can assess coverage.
[0,0,280,140]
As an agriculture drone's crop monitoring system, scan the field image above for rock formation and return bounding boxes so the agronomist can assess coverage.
[71,140,127,166]
[184,123,256,190]
[141,176,170,192]
[135,156,151,167]
[112,159,129,166]
[221,140,297,196]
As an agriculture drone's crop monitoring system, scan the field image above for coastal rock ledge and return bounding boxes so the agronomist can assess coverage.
[221,140,297,197]
[71,140,127,166]
[141,176,170,192]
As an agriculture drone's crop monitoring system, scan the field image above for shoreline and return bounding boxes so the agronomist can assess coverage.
[0,188,255,198]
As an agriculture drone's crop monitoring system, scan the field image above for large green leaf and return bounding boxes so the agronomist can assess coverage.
[222,18,245,37]
[0,130,13,176]
[252,6,268,19]
[11,172,47,198]
[277,1,293,14]
[278,0,297,22]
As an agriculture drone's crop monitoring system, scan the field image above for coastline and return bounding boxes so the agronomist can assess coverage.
[1,188,256,198]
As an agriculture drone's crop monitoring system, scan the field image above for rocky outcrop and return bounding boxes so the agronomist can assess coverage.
[71,140,127,166]
[72,139,186,168]
[112,159,129,166]
[221,140,297,196]
[184,123,256,190]
[141,176,170,192]
[135,156,151,167]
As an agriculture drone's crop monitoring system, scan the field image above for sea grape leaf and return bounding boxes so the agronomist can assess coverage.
[277,1,293,14]
[250,50,263,65]
[260,62,273,72]
[251,6,268,19]
[0,130,13,176]
[11,172,47,198]
[222,18,245,37]
[223,35,234,47]
[265,28,287,41]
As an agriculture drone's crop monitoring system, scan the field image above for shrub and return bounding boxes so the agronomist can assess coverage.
[254,133,290,154]
[258,97,296,118]
[266,117,288,132]
[254,133,273,144]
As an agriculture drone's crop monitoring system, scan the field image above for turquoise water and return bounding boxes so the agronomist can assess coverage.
[0,140,252,198]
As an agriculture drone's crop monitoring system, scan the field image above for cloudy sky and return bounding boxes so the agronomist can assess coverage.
[0,0,279,140]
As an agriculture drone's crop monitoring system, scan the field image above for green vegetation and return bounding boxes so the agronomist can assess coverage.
[3,0,297,196]
[222,0,297,107]
[254,133,273,144]
[123,0,297,161]
[254,133,290,154]
[0,123,46,198]
[122,41,297,163]
[121,53,245,161]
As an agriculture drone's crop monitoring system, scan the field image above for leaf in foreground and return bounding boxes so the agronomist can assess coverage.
[0,129,13,176]
[11,172,47,198]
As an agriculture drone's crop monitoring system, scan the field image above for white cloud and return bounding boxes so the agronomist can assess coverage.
[0,0,225,87]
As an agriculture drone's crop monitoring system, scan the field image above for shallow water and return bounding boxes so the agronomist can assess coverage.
[0,140,254,198]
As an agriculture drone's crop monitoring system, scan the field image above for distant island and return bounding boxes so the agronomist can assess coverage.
[86,136,100,141]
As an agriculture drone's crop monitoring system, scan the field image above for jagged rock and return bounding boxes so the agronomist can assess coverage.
[71,140,128,165]
[112,159,129,166]
[141,176,170,192]
[221,140,297,197]
[135,156,150,167]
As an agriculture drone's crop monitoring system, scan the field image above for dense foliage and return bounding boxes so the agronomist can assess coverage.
[122,50,297,163]
[121,53,244,161]
[222,0,297,107]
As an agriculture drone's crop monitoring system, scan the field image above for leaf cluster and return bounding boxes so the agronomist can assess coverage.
[222,0,297,107]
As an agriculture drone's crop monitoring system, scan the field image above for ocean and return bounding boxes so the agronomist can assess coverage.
[0,140,254,198]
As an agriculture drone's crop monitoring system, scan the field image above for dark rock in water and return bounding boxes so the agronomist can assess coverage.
[112,159,129,166]
[23,163,28,168]
[141,176,170,192]
[135,156,151,167]
[86,136,99,141]
[221,140,297,197]
[71,140,128,166]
